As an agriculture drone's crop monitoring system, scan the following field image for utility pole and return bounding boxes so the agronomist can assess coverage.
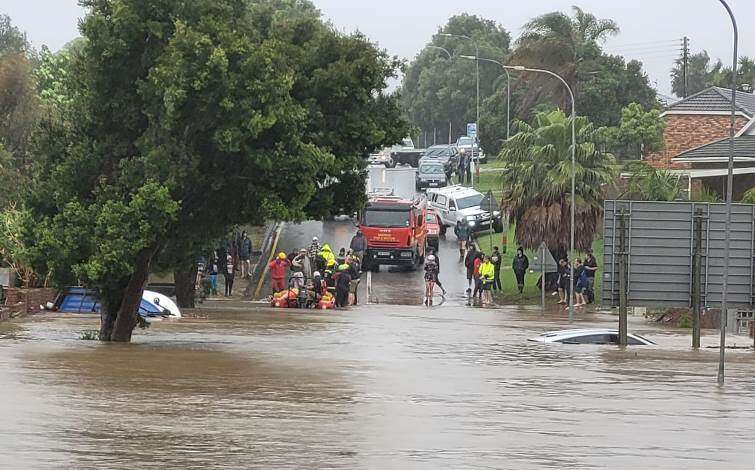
[618,209,628,347]
[682,36,689,98]
[692,208,704,349]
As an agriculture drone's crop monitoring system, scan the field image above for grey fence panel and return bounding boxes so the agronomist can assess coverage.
[602,200,755,309]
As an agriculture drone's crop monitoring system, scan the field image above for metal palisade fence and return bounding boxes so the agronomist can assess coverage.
[603,200,755,309]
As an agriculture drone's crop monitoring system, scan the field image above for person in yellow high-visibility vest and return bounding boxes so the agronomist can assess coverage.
[479,255,495,306]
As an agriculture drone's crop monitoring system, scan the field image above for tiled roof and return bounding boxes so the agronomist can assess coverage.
[666,87,755,117]
[674,135,755,160]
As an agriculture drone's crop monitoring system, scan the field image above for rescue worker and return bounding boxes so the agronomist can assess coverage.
[319,244,336,284]
[479,255,496,306]
[268,252,291,294]
[311,271,327,302]
[334,264,352,308]
[347,255,362,305]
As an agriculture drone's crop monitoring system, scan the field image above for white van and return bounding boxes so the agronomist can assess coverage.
[426,185,503,234]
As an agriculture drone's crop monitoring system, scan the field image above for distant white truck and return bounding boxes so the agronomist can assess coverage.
[426,185,503,235]
[368,137,424,168]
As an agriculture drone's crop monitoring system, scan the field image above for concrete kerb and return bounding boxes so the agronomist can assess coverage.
[250,222,284,300]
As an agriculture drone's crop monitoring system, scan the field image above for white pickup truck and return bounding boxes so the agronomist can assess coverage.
[426,185,503,234]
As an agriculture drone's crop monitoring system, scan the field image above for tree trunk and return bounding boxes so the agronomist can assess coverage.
[102,249,154,343]
[174,265,197,309]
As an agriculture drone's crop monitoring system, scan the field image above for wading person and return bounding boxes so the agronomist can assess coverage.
[557,258,569,305]
[512,247,529,294]
[239,231,252,278]
[268,252,290,294]
[479,255,495,306]
[455,220,470,260]
[334,264,352,308]
[491,246,502,291]
[224,252,235,297]
[424,254,439,306]
[472,251,484,302]
[347,255,361,305]
[464,242,478,294]
[207,254,219,296]
[583,249,598,304]
[308,237,321,267]
[573,259,587,309]
[429,249,446,295]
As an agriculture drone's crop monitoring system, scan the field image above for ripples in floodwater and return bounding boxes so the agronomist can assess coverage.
[1,307,755,469]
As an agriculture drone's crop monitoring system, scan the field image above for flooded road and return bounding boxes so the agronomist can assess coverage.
[2,307,755,469]
[4,164,755,468]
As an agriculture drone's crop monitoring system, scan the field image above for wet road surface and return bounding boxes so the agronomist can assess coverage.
[4,164,755,468]
[276,165,474,305]
[2,307,755,469]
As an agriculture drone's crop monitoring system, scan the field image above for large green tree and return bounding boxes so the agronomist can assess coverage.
[498,110,617,260]
[603,102,665,160]
[400,14,511,146]
[511,6,618,112]
[25,0,407,342]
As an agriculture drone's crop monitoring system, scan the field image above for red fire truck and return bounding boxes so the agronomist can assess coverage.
[359,195,428,271]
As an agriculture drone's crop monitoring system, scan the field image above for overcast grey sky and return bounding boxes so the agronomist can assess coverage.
[3,1,753,97]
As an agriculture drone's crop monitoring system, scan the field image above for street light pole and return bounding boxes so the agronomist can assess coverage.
[440,33,479,185]
[506,65,577,323]
[717,0,738,386]
[460,56,511,140]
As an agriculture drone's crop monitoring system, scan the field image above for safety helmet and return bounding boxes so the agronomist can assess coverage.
[313,271,321,277]
[427,255,436,263]
[278,252,286,260]
[293,271,304,278]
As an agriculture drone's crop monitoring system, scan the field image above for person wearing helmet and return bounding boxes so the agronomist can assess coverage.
[334,263,352,308]
[424,254,439,306]
[268,252,291,293]
[319,244,336,269]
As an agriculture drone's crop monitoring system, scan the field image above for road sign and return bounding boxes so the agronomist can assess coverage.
[602,200,755,308]
[530,242,558,272]
[466,122,477,138]
[480,190,499,213]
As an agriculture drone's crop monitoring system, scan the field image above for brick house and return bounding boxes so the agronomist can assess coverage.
[645,87,755,198]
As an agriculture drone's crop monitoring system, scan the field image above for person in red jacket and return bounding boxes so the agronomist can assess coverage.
[269,252,291,293]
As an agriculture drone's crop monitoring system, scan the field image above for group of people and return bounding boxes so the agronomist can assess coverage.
[203,231,254,297]
[456,152,476,185]
[554,250,598,309]
[268,231,368,308]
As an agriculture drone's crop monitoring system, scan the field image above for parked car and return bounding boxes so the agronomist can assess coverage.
[426,185,504,234]
[415,158,449,191]
[423,144,460,175]
[368,150,394,168]
[425,209,444,251]
[456,136,486,164]
[528,329,655,346]
[53,287,182,319]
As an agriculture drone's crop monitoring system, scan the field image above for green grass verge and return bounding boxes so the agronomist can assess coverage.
[472,223,603,305]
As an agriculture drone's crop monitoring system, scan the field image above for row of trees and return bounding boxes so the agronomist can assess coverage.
[671,52,755,98]
[3,1,409,342]
[400,7,661,157]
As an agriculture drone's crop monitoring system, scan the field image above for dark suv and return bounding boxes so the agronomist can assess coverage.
[422,145,460,175]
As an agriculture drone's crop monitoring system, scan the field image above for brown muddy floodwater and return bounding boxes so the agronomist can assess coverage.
[1,304,755,469]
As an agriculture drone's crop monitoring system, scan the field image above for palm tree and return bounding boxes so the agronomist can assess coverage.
[512,6,619,111]
[621,161,682,202]
[498,110,616,260]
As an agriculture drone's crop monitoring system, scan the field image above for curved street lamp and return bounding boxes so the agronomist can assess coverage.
[440,33,480,184]
[485,63,577,323]
[459,55,511,140]
[717,0,738,386]
[427,45,453,144]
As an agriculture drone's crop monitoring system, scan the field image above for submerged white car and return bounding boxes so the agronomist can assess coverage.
[528,329,655,346]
